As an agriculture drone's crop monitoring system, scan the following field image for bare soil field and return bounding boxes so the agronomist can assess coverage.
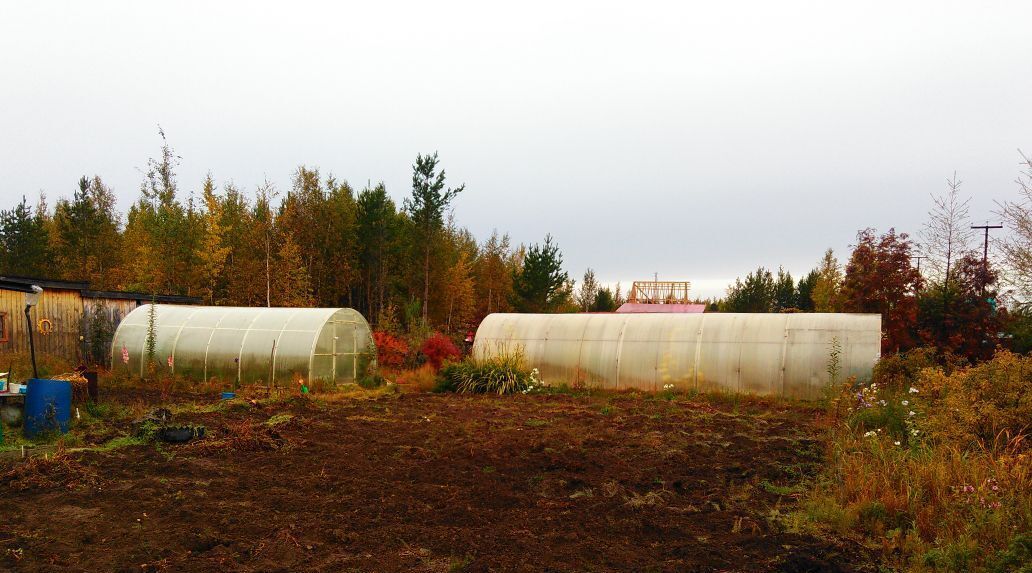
[0,391,878,572]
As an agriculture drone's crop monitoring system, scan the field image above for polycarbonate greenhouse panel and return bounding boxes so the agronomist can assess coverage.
[111,305,375,387]
[473,313,881,399]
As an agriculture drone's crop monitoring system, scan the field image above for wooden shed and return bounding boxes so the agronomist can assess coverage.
[0,275,200,366]
[0,277,88,359]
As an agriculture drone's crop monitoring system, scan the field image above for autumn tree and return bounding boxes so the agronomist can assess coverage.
[195,174,231,305]
[811,248,843,312]
[275,167,359,307]
[218,183,269,306]
[577,268,599,312]
[512,234,571,313]
[122,128,200,295]
[405,152,464,323]
[424,220,478,330]
[917,253,1003,361]
[273,234,314,307]
[473,230,517,320]
[442,248,476,332]
[841,228,923,353]
[253,182,278,306]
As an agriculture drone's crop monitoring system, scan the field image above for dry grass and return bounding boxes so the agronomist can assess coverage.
[390,364,439,392]
[802,350,1032,572]
[0,451,100,492]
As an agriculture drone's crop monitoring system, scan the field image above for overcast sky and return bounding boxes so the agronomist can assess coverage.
[2,1,1030,298]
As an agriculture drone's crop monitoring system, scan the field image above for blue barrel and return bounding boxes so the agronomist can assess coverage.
[24,379,72,438]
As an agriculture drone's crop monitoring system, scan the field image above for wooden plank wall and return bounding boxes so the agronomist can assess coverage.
[0,288,85,362]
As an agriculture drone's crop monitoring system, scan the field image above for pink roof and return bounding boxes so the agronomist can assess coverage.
[616,303,707,314]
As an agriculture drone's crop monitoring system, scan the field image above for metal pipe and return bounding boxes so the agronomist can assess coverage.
[25,305,38,379]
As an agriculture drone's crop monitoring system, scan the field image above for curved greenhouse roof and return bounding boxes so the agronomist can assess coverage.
[111,305,374,386]
[474,313,881,398]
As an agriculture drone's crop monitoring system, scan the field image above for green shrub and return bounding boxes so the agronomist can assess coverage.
[988,533,1032,573]
[358,373,386,389]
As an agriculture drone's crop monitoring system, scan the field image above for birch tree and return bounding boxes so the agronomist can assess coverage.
[998,151,1032,303]
[922,172,973,286]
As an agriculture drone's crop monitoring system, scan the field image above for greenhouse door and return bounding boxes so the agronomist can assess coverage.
[331,320,358,383]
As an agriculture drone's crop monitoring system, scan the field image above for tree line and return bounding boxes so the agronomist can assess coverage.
[714,153,1032,361]
[3,132,1031,360]
[0,131,579,334]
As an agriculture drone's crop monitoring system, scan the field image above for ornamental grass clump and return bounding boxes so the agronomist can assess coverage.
[437,346,536,395]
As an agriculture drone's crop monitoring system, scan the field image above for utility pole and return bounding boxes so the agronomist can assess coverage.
[971,222,1003,297]
[971,222,1003,266]
[911,255,927,275]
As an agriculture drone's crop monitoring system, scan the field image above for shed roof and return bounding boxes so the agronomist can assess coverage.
[0,279,37,294]
[82,290,201,305]
[0,275,89,291]
[0,275,200,304]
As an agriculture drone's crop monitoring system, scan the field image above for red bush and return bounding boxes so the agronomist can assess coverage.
[373,330,409,368]
[420,333,461,371]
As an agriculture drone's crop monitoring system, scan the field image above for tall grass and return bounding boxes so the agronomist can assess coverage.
[803,350,1032,572]
[437,345,534,395]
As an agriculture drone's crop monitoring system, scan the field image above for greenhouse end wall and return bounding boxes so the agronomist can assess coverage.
[473,313,881,398]
[111,305,375,387]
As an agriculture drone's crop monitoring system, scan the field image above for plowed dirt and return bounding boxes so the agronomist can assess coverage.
[0,392,877,572]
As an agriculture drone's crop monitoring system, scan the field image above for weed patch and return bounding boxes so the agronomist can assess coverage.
[801,350,1032,571]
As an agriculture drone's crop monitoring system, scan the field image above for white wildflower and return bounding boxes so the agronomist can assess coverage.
[908,411,916,417]
[894,441,901,446]
[863,431,877,438]
[901,400,909,406]
[909,387,919,394]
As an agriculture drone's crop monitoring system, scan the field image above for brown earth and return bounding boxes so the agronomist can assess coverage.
[0,391,878,572]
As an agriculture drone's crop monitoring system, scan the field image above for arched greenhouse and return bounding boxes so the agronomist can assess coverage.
[474,313,881,398]
[111,305,375,387]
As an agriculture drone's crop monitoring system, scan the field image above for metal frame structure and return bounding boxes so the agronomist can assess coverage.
[627,281,692,304]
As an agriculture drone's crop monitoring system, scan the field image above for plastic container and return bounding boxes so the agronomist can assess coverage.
[24,379,72,438]
[220,392,236,400]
